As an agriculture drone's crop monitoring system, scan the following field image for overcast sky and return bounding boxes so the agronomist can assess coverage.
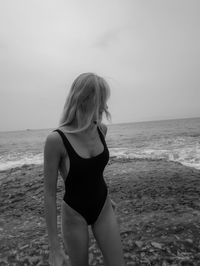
[0,0,199,131]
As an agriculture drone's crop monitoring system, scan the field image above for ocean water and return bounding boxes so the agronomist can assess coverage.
[0,117,200,172]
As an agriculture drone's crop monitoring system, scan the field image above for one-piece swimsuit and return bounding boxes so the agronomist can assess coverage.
[53,125,109,225]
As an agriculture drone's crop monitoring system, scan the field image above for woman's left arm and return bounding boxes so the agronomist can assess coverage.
[100,123,117,210]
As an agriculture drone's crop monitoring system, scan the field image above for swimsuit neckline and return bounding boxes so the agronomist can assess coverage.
[58,126,106,160]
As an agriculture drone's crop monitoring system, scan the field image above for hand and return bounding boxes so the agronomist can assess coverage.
[110,198,117,210]
[49,248,69,266]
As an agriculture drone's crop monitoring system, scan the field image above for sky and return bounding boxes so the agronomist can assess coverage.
[0,0,199,131]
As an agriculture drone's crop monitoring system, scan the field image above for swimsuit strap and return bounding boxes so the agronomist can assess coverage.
[52,129,77,158]
[97,125,106,147]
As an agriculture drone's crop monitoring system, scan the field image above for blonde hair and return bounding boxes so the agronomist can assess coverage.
[58,73,111,133]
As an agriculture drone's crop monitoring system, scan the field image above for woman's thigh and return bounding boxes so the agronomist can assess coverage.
[91,195,125,266]
[61,200,89,266]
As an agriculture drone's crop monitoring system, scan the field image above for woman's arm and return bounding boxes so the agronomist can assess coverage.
[99,123,117,210]
[43,133,62,252]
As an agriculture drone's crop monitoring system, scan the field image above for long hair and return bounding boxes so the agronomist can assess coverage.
[58,73,111,133]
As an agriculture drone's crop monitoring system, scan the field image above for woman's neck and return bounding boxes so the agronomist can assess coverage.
[81,121,98,135]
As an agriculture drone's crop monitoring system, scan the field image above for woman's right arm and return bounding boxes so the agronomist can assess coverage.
[43,132,62,252]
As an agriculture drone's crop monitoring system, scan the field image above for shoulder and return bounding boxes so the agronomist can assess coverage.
[45,130,60,146]
[99,123,108,137]
[44,130,65,157]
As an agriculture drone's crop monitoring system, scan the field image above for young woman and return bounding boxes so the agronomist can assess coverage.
[44,73,125,266]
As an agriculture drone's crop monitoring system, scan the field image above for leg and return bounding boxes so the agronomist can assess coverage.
[61,200,89,266]
[91,195,125,266]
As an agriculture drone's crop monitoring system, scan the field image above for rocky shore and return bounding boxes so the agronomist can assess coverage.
[1,158,200,265]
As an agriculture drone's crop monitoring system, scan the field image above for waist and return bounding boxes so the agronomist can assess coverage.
[63,179,108,203]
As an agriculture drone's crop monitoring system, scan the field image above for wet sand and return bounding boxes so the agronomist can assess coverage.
[0,158,200,265]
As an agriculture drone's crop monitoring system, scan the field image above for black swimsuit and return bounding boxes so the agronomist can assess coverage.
[53,126,109,225]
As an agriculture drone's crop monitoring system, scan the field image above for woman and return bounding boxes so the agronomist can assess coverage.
[44,73,125,266]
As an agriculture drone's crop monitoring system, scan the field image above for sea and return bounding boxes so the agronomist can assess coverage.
[0,117,200,173]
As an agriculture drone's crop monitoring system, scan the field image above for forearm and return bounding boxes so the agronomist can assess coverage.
[44,194,60,251]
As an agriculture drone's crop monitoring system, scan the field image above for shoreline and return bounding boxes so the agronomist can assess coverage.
[1,152,199,179]
[1,158,200,265]
[0,156,198,181]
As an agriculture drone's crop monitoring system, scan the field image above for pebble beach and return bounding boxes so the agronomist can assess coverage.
[1,157,200,265]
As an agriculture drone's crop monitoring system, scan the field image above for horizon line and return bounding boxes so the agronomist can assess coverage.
[0,115,200,133]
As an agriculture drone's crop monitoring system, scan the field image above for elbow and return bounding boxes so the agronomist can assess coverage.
[44,175,57,199]
[44,188,56,200]
[44,183,57,200]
